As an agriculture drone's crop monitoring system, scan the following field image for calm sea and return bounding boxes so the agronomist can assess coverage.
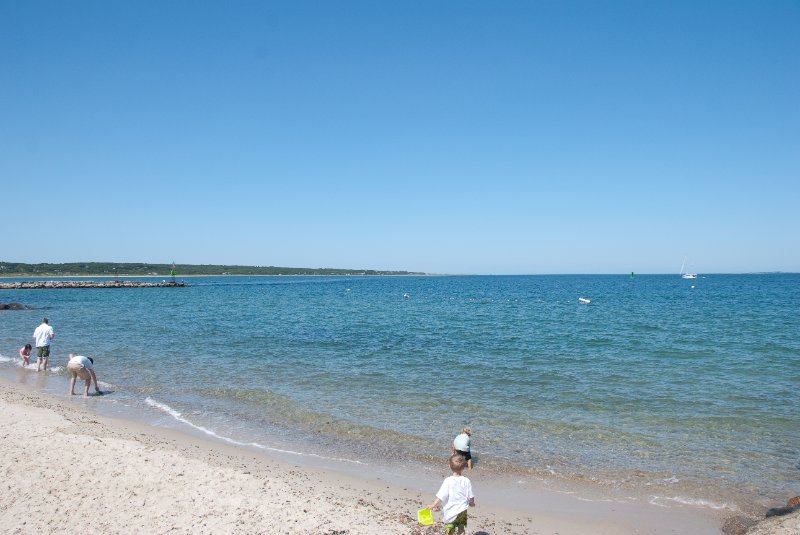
[1,274,798,514]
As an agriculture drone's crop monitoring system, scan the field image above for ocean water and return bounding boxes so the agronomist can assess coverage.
[1,274,798,514]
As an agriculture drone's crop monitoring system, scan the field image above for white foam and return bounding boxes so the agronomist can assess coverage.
[576,496,626,504]
[645,476,680,486]
[649,495,733,510]
[144,397,363,465]
[0,354,61,371]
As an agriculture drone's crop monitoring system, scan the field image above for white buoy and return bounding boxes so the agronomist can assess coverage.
[578,297,591,304]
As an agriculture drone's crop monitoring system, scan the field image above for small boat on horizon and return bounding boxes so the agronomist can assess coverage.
[680,257,698,279]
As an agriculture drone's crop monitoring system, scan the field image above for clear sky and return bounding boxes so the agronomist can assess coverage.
[2,1,798,274]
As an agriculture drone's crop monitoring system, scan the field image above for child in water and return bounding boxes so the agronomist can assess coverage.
[19,344,31,366]
[452,427,473,470]
[427,453,475,535]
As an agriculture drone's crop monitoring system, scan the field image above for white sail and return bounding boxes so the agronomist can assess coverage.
[680,256,697,279]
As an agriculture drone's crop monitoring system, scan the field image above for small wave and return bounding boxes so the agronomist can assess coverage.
[649,495,732,510]
[645,476,680,486]
[144,397,363,465]
[0,355,60,372]
[576,496,631,504]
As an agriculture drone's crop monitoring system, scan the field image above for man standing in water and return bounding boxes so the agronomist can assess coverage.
[32,318,54,372]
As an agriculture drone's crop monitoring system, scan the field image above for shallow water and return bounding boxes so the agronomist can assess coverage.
[1,274,798,514]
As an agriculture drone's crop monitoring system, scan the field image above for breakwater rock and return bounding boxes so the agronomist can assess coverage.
[0,281,187,290]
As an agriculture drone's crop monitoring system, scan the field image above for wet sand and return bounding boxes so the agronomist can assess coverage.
[0,378,724,534]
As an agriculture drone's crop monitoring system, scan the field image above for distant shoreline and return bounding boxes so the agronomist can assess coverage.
[0,262,425,278]
[0,273,439,279]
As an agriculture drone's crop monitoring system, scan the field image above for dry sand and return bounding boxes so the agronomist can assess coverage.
[0,378,727,534]
[746,513,800,535]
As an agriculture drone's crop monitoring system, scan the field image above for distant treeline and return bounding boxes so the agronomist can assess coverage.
[0,262,422,277]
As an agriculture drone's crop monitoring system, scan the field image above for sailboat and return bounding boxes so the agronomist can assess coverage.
[680,257,697,279]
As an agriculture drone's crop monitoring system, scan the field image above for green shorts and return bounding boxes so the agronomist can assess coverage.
[444,510,468,534]
[36,346,50,359]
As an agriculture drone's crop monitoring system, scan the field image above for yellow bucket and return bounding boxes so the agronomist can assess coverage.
[418,508,434,526]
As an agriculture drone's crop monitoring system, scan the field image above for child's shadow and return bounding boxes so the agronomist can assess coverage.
[473,532,490,535]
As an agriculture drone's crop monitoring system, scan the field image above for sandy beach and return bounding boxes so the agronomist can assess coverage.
[0,377,735,534]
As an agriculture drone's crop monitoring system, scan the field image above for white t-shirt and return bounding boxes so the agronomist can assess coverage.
[453,433,470,452]
[68,355,93,370]
[33,324,54,347]
[436,475,473,523]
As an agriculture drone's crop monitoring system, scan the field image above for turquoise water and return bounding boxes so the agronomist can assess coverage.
[1,274,798,513]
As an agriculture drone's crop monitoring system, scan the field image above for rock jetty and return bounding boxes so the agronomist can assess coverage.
[0,280,186,290]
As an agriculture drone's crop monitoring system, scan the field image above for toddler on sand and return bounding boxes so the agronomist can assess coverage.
[452,427,473,470]
[427,453,475,534]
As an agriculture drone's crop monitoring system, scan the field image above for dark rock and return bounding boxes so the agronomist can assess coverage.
[721,515,756,535]
[0,302,33,310]
[766,505,800,518]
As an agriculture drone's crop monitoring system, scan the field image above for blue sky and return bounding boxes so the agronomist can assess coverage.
[1,1,798,274]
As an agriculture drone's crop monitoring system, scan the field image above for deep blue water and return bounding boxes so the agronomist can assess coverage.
[1,274,798,512]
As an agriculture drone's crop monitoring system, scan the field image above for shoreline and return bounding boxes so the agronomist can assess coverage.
[0,376,726,534]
